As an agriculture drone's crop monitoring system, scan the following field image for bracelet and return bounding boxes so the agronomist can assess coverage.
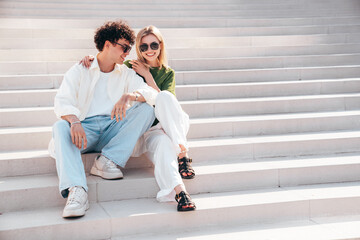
[71,121,81,126]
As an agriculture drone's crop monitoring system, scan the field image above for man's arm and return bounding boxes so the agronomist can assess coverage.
[110,91,145,122]
[127,69,158,106]
[61,114,87,149]
[55,64,87,149]
[54,64,82,119]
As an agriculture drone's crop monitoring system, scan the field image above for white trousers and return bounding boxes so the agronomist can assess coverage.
[132,91,190,202]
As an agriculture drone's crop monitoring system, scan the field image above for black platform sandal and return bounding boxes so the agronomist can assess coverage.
[175,191,196,212]
[178,156,195,179]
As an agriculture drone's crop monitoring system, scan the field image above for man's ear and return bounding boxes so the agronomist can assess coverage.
[104,40,111,49]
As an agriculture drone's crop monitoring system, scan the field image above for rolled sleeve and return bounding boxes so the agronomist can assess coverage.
[136,87,158,106]
[127,69,158,106]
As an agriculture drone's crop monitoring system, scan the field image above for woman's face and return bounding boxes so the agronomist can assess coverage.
[139,34,161,65]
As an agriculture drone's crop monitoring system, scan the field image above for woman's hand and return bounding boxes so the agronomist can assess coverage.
[79,55,95,68]
[130,60,161,92]
[111,93,134,122]
[130,60,150,77]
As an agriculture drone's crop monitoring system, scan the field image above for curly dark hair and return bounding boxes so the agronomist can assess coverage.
[94,20,135,51]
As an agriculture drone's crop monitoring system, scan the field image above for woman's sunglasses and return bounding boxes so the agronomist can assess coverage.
[139,42,160,52]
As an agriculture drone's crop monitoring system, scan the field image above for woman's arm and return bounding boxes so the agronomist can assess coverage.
[130,60,161,92]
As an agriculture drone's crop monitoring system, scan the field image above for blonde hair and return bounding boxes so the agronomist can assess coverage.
[135,25,168,69]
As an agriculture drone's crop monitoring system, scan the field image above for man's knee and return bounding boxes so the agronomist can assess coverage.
[52,120,70,137]
[137,103,155,118]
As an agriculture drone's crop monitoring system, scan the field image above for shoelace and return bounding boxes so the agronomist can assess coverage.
[67,187,83,205]
[105,159,117,170]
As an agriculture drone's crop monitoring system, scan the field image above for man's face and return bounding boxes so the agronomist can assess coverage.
[108,39,131,64]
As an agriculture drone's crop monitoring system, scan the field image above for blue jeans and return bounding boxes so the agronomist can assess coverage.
[52,103,155,198]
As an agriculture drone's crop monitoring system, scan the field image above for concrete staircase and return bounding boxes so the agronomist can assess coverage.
[1,0,360,239]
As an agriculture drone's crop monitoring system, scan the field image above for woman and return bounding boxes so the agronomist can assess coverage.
[80,25,196,211]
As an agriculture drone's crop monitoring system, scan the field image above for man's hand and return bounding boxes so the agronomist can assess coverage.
[111,93,134,122]
[71,123,87,150]
[61,115,88,149]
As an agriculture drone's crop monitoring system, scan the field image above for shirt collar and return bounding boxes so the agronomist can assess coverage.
[90,53,122,73]
[89,53,100,71]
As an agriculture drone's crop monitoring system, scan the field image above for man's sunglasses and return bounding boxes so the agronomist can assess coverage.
[139,42,160,52]
[113,42,132,53]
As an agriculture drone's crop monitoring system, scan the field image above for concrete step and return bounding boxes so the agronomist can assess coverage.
[0,2,296,11]
[2,43,360,61]
[1,111,360,153]
[1,118,360,175]
[1,65,359,90]
[0,74,62,90]
[1,78,359,108]
[1,6,359,18]
[1,102,359,135]
[0,103,359,139]
[0,9,263,18]
[0,89,57,108]
[2,24,360,39]
[1,33,360,50]
[0,0,260,4]
[189,130,360,162]
[1,16,360,29]
[0,126,52,151]
[171,54,360,71]
[1,182,360,239]
[0,150,153,177]
[2,53,360,75]
[2,154,360,212]
[176,65,360,85]
[0,107,56,127]
[2,0,359,5]
[0,92,359,126]
[188,111,360,139]
[177,78,360,100]
[182,93,360,118]
[114,216,360,240]
[6,0,356,12]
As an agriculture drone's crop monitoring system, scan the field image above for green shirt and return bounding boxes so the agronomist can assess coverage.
[123,60,176,95]
[124,60,176,126]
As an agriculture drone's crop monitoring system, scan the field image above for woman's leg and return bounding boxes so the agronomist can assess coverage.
[144,127,183,202]
[155,91,195,178]
[155,91,189,155]
[144,127,195,211]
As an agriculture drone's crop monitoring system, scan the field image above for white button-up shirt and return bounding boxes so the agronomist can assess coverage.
[54,56,158,121]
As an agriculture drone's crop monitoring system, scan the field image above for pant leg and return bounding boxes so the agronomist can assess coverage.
[144,127,184,202]
[155,91,190,155]
[52,118,100,197]
[100,102,155,167]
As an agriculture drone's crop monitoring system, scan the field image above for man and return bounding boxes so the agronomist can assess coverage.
[51,20,157,218]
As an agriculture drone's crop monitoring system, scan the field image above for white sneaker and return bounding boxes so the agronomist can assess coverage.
[90,155,123,179]
[62,186,89,218]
